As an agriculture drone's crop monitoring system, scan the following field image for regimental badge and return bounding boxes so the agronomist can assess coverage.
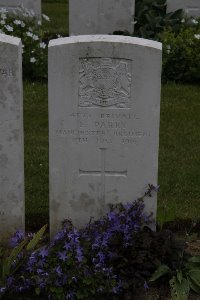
[79,58,132,108]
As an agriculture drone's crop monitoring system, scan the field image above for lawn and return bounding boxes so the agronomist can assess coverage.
[23,1,200,230]
[42,0,69,36]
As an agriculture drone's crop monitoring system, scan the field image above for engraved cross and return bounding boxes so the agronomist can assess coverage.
[79,148,127,204]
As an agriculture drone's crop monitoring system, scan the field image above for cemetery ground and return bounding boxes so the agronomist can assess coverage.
[1,1,200,299]
[24,69,200,299]
[42,0,68,36]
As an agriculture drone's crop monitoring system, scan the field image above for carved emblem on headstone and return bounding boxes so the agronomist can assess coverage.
[79,58,132,108]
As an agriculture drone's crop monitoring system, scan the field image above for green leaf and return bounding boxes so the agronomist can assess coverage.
[2,239,27,280]
[149,264,171,281]
[26,224,48,251]
[35,287,41,296]
[187,269,200,288]
[185,262,199,270]
[188,256,200,263]
[170,276,190,300]
[177,270,183,284]
[188,276,200,294]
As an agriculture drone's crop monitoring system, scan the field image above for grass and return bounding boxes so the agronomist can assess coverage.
[23,2,200,230]
[24,82,49,230]
[158,84,200,225]
[42,1,69,37]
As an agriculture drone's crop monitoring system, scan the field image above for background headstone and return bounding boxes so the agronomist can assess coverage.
[49,35,162,237]
[69,0,135,35]
[0,33,24,243]
[167,0,200,17]
[0,0,41,19]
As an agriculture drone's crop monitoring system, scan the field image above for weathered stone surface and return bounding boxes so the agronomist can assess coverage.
[0,33,24,243]
[167,0,200,17]
[0,0,41,19]
[49,35,162,237]
[69,0,135,35]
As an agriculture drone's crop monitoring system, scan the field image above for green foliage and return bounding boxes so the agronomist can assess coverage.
[160,24,200,82]
[134,0,184,39]
[0,239,27,284]
[42,1,68,37]
[149,264,171,281]
[26,224,48,251]
[170,276,190,300]
[129,0,200,83]
[0,225,47,293]
[150,249,200,300]
[0,7,49,80]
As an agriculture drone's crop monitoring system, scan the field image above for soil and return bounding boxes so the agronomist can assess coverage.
[186,239,200,256]
[134,288,200,300]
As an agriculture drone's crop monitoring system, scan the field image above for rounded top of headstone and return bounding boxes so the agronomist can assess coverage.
[0,33,21,46]
[49,35,162,51]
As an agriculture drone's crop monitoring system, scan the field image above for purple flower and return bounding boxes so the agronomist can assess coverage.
[9,230,24,247]
[38,247,49,258]
[15,286,24,292]
[97,251,105,264]
[144,281,149,290]
[37,258,46,267]
[55,265,63,276]
[92,235,102,250]
[123,202,133,210]
[107,211,117,222]
[68,229,79,245]
[57,251,67,261]
[63,242,72,251]
[37,277,46,289]
[7,276,14,287]
[112,285,120,294]
[76,246,84,262]
[112,280,122,294]
[52,229,66,244]
[101,267,113,276]
[66,291,75,299]
[0,287,6,294]
[37,268,44,274]
[26,252,38,272]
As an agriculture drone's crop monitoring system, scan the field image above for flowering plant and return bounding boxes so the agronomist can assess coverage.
[0,6,50,80]
[159,17,200,83]
[0,186,159,300]
[150,251,200,300]
[0,225,47,298]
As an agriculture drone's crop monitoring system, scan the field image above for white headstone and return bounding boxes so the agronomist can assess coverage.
[167,0,200,17]
[69,0,135,35]
[49,35,162,237]
[0,33,24,243]
[0,0,41,19]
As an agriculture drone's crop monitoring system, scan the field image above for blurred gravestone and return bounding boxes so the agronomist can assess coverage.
[49,35,162,237]
[0,33,24,244]
[167,0,200,17]
[0,0,41,19]
[69,0,135,35]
